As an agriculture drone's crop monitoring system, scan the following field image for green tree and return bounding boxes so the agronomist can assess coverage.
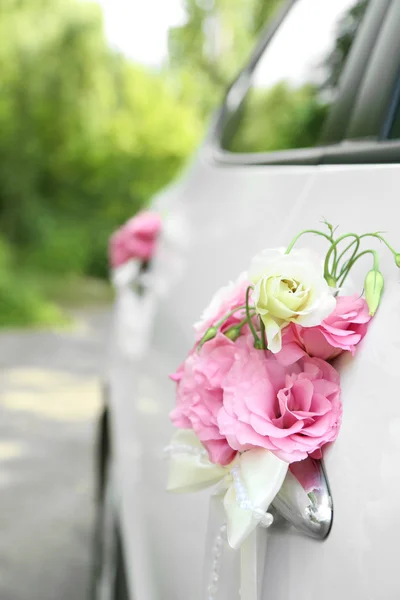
[168,0,283,115]
[223,82,328,153]
[323,0,368,89]
[0,0,201,281]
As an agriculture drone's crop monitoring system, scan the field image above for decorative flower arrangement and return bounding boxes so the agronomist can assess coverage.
[166,223,400,558]
[109,210,162,269]
[109,210,162,359]
[108,208,162,292]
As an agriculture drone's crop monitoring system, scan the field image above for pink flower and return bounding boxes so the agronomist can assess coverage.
[217,336,342,463]
[194,274,250,341]
[289,295,371,360]
[170,334,238,466]
[109,211,162,267]
[289,457,321,493]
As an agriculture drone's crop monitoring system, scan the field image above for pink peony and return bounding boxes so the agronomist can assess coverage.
[194,274,251,341]
[109,211,162,267]
[217,335,342,463]
[170,334,238,466]
[289,295,371,360]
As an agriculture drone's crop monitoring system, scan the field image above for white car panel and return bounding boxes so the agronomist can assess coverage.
[109,156,400,599]
[109,158,317,600]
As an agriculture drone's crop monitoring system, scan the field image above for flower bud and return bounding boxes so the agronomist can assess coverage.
[224,327,241,341]
[395,254,400,268]
[364,269,384,316]
[199,326,218,347]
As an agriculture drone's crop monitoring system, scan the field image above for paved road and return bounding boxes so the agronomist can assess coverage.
[0,308,112,600]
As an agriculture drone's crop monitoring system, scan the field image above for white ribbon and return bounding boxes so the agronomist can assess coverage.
[111,260,141,288]
[166,430,288,549]
[166,430,229,494]
[111,260,155,359]
[166,430,288,599]
[240,527,268,600]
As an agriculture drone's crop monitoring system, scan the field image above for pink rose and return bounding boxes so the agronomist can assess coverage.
[109,211,162,267]
[194,274,250,341]
[289,295,371,360]
[170,334,238,466]
[218,335,342,463]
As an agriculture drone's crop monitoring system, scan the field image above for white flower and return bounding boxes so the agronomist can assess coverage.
[194,272,249,340]
[250,247,335,353]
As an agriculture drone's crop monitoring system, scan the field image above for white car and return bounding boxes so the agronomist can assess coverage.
[92,0,400,598]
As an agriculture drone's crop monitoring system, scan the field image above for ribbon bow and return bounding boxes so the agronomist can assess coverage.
[166,430,288,549]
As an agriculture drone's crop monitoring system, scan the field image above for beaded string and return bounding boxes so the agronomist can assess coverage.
[206,522,227,600]
[163,443,208,459]
[164,448,274,527]
[230,465,274,528]
[164,448,273,598]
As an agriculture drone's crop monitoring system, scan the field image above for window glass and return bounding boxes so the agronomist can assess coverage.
[389,93,400,139]
[221,0,369,153]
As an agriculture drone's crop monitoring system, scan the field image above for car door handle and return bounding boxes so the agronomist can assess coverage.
[271,457,333,540]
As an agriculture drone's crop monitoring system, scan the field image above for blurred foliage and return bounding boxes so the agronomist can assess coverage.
[0,235,67,327]
[0,0,283,327]
[323,0,368,91]
[0,0,365,327]
[168,0,283,115]
[0,0,202,325]
[0,0,201,271]
[220,0,368,154]
[224,83,329,153]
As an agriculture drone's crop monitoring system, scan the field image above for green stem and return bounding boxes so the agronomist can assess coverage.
[330,243,338,279]
[245,286,261,346]
[285,229,333,254]
[214,304,247,329]
[338,249,379,287]
[324,233,359,281]
[259,317,266,350]
[224,313,255,335]
[336,237,360,278]
[198,306,255,349]
[359,233,398,256]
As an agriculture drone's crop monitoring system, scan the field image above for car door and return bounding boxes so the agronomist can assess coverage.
[110,1,398,599]
[263,4,400,597]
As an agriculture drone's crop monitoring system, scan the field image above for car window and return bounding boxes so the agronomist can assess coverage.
[388,88,400,139]
[390,114,400,139]
[221,0,370,154]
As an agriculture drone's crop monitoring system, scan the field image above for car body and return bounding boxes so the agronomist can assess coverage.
[92,1,400,598]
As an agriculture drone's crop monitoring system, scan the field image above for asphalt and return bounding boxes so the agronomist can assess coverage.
[0,308,112,600]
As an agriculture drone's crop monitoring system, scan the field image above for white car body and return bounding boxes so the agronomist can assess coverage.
[98,1,400,599]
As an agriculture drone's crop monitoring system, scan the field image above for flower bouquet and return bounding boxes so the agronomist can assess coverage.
[109,210,162,358]
[165,222,399,599]
[109,210,162,289]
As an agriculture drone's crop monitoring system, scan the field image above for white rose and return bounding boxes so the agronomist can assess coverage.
[250,247,335,353]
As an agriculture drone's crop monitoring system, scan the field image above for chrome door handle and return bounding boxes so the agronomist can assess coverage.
[271,458,333,540]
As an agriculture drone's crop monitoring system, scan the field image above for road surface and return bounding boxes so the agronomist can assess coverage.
[0,308,112,600]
